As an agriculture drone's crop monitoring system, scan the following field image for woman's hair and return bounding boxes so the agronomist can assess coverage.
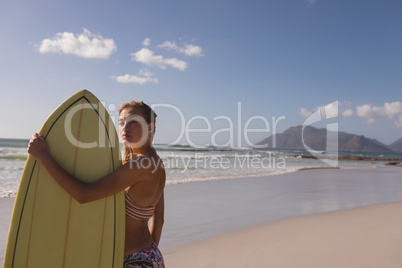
[118,100,157,164]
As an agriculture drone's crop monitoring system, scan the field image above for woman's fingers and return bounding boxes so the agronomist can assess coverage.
[30,134,45,142]
[27,133,49,161]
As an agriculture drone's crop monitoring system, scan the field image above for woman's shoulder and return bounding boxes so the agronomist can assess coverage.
[131,155,163,166]
[125,155,164,177]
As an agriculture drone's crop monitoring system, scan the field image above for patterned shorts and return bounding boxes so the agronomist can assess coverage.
[124,242,165,268]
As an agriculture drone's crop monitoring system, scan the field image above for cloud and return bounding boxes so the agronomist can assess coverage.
[299,101,352,119]
[39,28,117,59]
[341,109,354,117]
[112,74,158,85]
[139,68,154,77]
[356,101,402,126]
[142,38,151,47]
[158,41,203,56]
[300,101,402,127]
[356,104,384,118]
[384,102,402,118]
[306,0,317,4]
[111,68,158,85]
[299,107,312,118]
[131,48,188,71]
[366,118,376,125]
[338,101,354,117]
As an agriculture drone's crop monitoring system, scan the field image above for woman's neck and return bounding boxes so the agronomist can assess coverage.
[130,145,155,157]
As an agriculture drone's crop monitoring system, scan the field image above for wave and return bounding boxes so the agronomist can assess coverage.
[159,150,286,158]
[0,138,29,148]
[297,166,341,171]
[0,154,28,161]
[165,168,299,185]
[155,144,238,152]
[0,191,16,198]
[166,166,202,170]
[0,166,24,171]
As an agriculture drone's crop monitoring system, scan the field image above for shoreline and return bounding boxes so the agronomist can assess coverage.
[159,166,402,250]
[1,166,402,265]
[1,151,400,198]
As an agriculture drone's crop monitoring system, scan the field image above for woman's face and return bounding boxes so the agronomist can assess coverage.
[119,108,149,148]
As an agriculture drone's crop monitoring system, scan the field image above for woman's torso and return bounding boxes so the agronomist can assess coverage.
[123,156,165,255]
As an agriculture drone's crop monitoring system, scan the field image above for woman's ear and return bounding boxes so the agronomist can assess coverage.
[148,122,155,134]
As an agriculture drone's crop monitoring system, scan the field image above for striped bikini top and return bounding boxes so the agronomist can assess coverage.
[125,191,156,221]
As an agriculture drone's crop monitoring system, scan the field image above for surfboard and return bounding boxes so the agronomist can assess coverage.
[3,90,125,268]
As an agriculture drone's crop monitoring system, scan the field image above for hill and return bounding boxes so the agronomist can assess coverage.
[389,138,402,152]
[256,126,396,153]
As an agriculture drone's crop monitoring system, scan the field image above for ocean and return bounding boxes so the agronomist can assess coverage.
[1,138,401,198]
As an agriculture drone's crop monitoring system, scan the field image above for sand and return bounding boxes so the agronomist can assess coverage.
[0,198,14,265]
[161,167,402,267]
[164,201,402,267]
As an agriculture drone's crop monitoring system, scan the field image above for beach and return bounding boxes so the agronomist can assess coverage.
[2,166,402,266]
[160,167,402,267]
[164,201,402,267]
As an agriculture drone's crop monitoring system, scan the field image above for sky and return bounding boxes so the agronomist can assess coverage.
[1,0,402,147]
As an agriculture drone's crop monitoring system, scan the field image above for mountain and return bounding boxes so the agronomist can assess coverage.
[256,125,396,153]
[389,138,402,152]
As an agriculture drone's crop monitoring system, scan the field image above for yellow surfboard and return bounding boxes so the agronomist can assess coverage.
[3,90,125,268]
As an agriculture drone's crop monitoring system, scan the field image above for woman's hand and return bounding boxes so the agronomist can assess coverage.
[27,133,50,162]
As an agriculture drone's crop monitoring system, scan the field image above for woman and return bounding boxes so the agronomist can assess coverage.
[28,100,166,268]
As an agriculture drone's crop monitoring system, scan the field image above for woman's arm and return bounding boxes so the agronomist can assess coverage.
[149,192,164,245]
[28,133,147,203]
